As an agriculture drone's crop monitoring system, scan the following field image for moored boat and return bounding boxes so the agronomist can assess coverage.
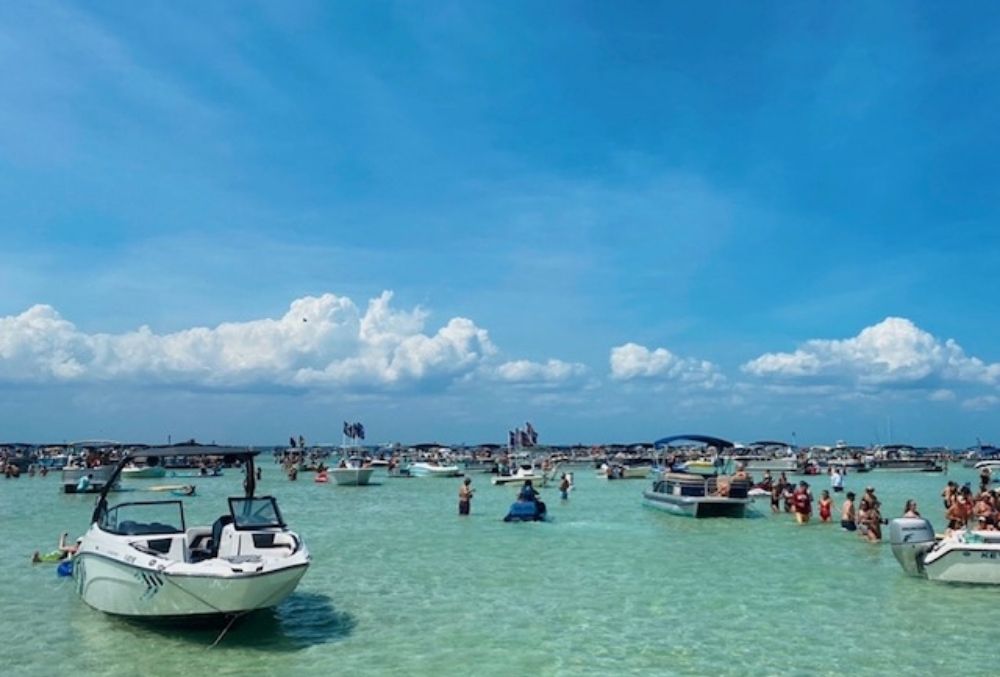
[407,462,462,478]
[330,465,376,486]
[492,465,550,486]
[121,465,167,479]
[889,518,1000,585]
[644,435,751,518]
[62,466,117,494]
[870,445,944,472]
[643,472,752,518]
[73,444,309,619]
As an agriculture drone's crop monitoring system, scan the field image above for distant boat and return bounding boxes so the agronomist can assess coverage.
[644,434,752,518]
[61,466,117,494]
[643,472,752,518]
[870,445,943,472]
[330,463,376,486]
[121,465,167,480]
[492,465,551,486]
[407,462,462,478]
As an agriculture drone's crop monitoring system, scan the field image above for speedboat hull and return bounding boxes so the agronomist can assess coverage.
[889,517,1000,585]
[122,466,167,479]
[492,471,548,485]
[330,467,376,486]
[923,542,1000,584]
[407,463,462,478]
[74,551,308,617]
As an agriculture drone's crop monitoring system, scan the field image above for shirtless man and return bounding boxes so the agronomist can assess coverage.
[840,492,857,532]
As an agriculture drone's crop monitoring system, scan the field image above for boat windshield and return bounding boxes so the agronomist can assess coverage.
[99,501,185,535]
[228,496,285,530]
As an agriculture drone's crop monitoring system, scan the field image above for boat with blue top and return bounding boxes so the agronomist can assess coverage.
[643,435,752,518]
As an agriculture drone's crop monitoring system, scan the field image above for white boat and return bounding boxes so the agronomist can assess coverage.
[330,466,376,486]
[492,465,551,486]
[730,442,799,473]
[643,472,752,518]
[73,445,309,619]
[407,462,462,478]
[121,465,167,479]
[890,517,1000,584]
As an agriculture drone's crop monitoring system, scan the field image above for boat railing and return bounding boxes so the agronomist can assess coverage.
[656,473,751,499]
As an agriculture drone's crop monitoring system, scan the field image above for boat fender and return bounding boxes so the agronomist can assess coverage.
[57,560,74,577]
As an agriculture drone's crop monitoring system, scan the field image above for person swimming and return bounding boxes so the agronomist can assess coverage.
[32,532,79,564]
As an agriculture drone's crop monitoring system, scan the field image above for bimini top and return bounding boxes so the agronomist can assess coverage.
[653,435,735,450]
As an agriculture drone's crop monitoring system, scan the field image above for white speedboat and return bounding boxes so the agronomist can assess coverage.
[492,465,550,486]
[890,517,1000,584]
[73,445,310,619]
[407,462,462,478]
[330,465,376,486]
[121,464,167,479]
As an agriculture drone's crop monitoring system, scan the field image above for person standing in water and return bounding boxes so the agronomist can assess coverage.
[841,491,857,531]
[792,481,813,524]
[559,473,570,500]
[830,467,844,493]
[818,490,833,523]
[458,477,474,516]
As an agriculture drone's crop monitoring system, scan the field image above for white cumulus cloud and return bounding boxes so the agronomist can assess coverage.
[0,292,505,390]
[742,317,1000,387]
[609,342,723,387]
[492,359,588,384]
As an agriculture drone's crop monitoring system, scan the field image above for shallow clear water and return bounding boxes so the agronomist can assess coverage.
[1,463,994,676]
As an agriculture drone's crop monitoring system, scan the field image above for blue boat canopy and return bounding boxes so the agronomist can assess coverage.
[653,435,734,449]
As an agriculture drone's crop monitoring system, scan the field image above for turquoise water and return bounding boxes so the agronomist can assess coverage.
[1,464,995,676]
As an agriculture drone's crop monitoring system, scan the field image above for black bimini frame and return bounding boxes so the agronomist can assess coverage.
[91,444,260,524]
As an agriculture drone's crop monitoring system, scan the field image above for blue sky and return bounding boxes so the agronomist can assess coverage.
[1,1,999,447]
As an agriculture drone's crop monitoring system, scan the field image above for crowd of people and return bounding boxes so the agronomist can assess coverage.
[745,467,902,542]
[941,472,1000,533]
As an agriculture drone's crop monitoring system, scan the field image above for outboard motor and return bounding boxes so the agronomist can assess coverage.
[889,517,935,577]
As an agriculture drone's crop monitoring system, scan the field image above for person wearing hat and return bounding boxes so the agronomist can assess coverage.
[458,477,474,516]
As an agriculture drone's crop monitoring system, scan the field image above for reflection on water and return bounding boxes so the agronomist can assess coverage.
[110,592,355,651]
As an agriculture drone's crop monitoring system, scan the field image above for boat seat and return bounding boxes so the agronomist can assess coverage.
[209,515,234,558]
[187,516,233,562]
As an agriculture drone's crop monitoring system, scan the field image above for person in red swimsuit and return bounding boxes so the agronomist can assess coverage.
[818,489,833,523]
